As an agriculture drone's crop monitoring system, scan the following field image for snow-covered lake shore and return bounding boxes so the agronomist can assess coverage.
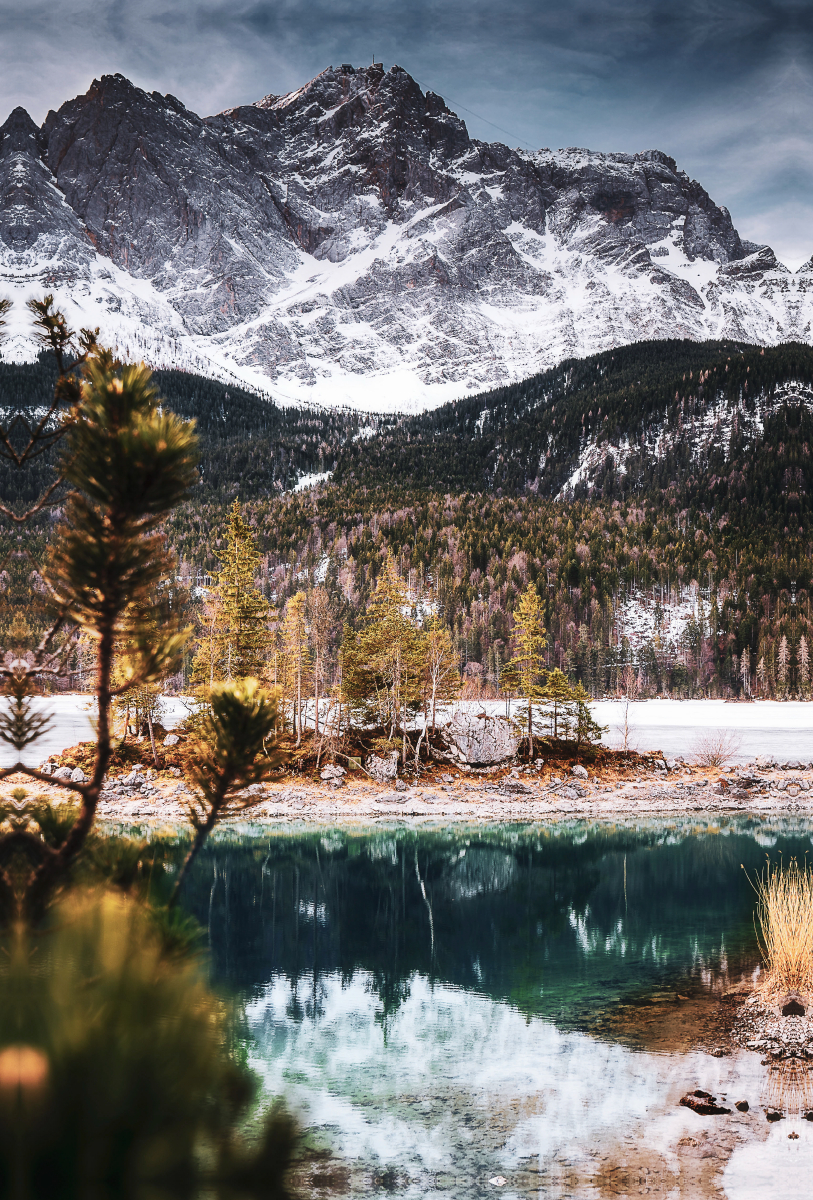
[7,695,812,767]
[591,698,812,763]
[432,698,812,764]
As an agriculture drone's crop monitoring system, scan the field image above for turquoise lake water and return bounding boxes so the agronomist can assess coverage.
[183,817,813,1199]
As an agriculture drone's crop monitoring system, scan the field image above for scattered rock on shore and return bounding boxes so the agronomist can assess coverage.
[679,1090,731,1116]
[366,752,398,783]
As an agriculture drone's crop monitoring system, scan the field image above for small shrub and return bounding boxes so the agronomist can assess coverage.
[691,729,742,768]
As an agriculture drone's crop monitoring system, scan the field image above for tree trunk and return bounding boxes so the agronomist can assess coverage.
[314,652,320,737]
[25,616,116,920]
[295,654,302,747]
[414,724,426,777]
[147,710,158,767]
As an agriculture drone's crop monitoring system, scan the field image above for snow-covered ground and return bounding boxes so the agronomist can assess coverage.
[7,695,811,768]
[293,470,333,492]
[590,698,813,763]
[436,698,812,763]
[613,586,707,651]
[7,695,191,768]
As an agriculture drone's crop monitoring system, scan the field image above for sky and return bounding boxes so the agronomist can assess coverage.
[2,0,811,268]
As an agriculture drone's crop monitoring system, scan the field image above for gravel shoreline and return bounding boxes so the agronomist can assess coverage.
[23,758,813,826]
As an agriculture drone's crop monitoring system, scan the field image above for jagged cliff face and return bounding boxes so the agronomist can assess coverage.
[0,65,808,410]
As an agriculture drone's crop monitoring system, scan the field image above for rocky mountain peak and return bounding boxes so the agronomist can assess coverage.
[0,104,91,259]
[0,63,806,410]
[1,108,42,154]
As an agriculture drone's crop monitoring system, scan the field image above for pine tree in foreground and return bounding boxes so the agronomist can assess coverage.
[0,300,294,1195]
[0,301,282,920]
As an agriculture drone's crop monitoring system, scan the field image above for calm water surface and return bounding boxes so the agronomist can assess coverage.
[184,818,813,1199]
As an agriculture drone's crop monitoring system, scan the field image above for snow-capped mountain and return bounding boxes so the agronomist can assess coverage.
[1,65,810,412]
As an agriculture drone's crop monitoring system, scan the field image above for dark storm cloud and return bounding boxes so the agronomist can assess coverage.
[1,0,810,264]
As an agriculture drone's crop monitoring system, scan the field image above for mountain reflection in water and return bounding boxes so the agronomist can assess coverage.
[179,818,813,1198]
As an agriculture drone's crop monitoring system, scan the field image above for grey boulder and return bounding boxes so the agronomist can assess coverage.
[320,764,346,781]
[367,752,399,783]
[443,712,519,765]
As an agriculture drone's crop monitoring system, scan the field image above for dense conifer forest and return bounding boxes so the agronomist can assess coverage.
[5,339,812,700]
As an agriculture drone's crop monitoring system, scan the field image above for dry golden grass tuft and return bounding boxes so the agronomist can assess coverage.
[751,858,813,997]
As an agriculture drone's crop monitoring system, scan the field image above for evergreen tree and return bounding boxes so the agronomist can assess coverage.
[308,585,334,736]
[777,635,789,697]
[572,682,605,753]
[539,668,574,739]
[3,311,198,916]
[500,583,548,755]
[279,591,310,746]
[191,499,269,687]
[799,636,810,699]
[347,557,424,766]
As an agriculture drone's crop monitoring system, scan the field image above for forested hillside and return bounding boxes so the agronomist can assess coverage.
[164,340,812,701]
[0,357,371,506]
[5,339,811,700]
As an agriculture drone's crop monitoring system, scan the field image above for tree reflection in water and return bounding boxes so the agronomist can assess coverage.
[181,817,813,1024]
